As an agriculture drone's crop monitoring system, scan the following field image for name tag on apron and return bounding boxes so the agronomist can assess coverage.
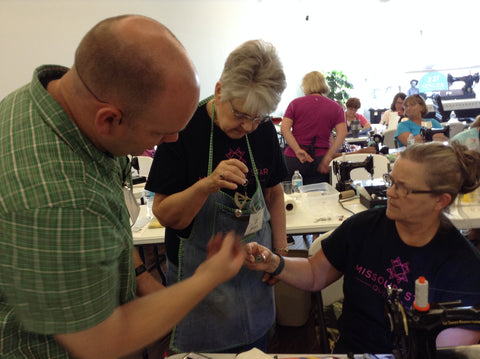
[245,207,264,236]
[123,186,140,225]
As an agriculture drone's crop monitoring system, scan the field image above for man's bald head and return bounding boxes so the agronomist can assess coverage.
[74,15,197,120]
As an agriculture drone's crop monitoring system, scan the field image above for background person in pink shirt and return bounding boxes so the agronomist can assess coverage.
[281,71,347,185]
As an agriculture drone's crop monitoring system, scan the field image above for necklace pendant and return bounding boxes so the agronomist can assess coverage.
[235,209,243,218]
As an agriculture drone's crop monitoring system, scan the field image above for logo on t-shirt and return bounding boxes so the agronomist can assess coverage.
[226,147,247,164]
[225,146,269,183]
[387,257,410,285]
[355,256,414,305]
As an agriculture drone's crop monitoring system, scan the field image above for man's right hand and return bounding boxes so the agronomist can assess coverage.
[199,231,246,286]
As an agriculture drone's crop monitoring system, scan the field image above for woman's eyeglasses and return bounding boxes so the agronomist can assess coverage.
[384,174,437,198]
[228,100,271,125]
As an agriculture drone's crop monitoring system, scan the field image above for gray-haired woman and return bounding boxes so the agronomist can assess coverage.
[146,39,288,353]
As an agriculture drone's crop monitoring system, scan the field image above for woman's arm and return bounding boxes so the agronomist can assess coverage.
[263,183,287,254]
[396,131,411,146]
[358,114,371,130]
[281,116,313,163]
[436,328,480,347]
[245,242,342,292]
[317,122,347,173]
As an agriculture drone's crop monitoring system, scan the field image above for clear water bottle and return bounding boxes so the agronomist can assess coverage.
[291,170,303,194]
[142,189,155,218]
[407,133,415,146]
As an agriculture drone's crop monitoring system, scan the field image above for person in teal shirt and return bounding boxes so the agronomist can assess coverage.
[395,95,444,147]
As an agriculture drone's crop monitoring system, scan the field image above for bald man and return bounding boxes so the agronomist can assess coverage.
[0,15,245,359]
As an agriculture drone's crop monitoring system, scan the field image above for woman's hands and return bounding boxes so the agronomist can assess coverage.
[205,159,249,193]
[294,148,314,164]
[244,242,282,285]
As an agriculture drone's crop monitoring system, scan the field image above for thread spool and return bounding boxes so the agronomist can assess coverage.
[339,190,356,200]
[285,198,296,214]
[413,276,430,312]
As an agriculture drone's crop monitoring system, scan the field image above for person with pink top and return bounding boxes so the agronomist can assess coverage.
[281,71,347,185]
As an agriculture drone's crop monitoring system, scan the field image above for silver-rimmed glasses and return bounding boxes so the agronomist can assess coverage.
[228,100,271,125]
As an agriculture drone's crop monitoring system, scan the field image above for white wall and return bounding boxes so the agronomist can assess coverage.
[1,0,479,116]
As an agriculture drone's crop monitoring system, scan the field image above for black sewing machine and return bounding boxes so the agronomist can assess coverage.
[332,155,374,192]
[385,286,480,359]
[420,124,450,142]
[442,73,480,100]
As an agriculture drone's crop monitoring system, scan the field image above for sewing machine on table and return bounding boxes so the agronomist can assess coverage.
[385,286,480,359]
[332,155,374,192]
[441,73,480,100]
[420,123,450,142]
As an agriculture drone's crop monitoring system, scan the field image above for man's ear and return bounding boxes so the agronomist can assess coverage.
[94,107,123,135]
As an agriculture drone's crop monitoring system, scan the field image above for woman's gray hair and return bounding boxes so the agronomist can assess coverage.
[219,39,286,115]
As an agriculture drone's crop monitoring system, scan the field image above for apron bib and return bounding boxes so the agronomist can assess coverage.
[168,103,275,352]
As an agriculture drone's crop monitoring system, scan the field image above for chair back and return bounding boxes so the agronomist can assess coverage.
[382,128,397,149]
[447,121,466,138]
[274,249,311,326]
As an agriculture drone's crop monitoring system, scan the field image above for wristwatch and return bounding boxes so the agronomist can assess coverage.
[135,264,147,277]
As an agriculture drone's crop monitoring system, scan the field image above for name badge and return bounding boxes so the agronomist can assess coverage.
[245,207,264,236]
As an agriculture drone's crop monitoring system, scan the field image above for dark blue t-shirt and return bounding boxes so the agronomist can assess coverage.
[322,207,480,353]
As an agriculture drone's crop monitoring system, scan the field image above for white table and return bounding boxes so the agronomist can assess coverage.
[132,205,165,245]
[132,193,480,245]
[283,194,365,234]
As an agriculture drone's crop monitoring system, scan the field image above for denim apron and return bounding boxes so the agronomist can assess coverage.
[167,109,275,352]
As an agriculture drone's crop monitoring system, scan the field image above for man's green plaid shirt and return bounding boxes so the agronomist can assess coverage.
[0,66,136,358]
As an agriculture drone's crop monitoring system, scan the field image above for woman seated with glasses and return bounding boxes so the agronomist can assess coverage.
[145,40,288,354]
[395,94,445,147]
[245,141,480,354]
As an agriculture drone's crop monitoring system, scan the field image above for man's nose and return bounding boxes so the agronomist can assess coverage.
[160,133,179,144]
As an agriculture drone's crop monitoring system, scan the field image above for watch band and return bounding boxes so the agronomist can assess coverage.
[135,264,147,277]
[267,253,285,277]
